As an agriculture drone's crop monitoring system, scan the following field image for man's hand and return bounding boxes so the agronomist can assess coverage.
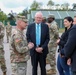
[60,54,64,57]
[35,47,43,53]
[28,42,34,49]
[56,39,60,44]
[46,23,50,27]
[67,58,71,66]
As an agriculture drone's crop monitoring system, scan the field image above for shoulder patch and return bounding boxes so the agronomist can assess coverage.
[15,38,22,43]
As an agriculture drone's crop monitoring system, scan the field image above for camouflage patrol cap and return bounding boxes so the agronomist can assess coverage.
[48,14,55,18]
[43,17,46,19]
[16,15,28,22]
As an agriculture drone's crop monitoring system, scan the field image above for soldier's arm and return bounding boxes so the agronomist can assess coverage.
[14,35,28,54]
[0,25,4,38]
[51,24,59,39]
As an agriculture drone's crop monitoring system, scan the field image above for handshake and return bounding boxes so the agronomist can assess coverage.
[28,42,43,53]
[28,42,34,49]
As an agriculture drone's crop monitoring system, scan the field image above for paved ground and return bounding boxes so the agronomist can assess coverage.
[0,28,61,75]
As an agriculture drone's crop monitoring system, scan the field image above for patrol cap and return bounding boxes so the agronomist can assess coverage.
[43,17,46,20]
[48,14,55,19]
[16,15,28,22]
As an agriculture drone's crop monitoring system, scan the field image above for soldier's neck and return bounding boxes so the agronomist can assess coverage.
[16,26,23,31]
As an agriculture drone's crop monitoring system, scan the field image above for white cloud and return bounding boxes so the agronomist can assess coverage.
[53,0,76,5]
[0,0,76,14]
[0,2,25,14]
[3,0,32,8]
[0,0,33,14]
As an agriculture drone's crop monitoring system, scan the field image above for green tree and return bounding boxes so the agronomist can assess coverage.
[30,0,42,10]
[61,3,69,10]
[64,3,69,10]
[18,10,28,16]
[0,10,7,21]
[72,3,76,10]
[47,0,54,9]
[55,4,60,10]
[18,12,23,16]
[61,4,64,10]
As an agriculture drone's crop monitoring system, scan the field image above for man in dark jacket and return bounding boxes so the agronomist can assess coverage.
[26,12,49,75]
[64,25,76,75]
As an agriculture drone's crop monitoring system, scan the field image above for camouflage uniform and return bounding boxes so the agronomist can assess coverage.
[0,22,7,75]
[10,28,30,75]
[42,17,46,23]
[6,22,12,43]
[47,20,59,75]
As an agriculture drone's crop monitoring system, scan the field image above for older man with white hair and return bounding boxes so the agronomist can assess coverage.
[26,12,50,75]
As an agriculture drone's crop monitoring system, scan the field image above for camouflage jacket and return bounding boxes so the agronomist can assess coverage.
[0,24,4,49]
[49,20,59,44]
[6,25,12,34]
[10,28,30,63]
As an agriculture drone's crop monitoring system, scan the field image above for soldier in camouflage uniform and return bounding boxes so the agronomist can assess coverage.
[10,15,30,75]
[6,22,12,43]
[42,17,47,23]
[0,22,7,75]
[46,14,59,75]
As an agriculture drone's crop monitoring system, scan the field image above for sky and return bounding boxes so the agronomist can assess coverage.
[0,0,76,14]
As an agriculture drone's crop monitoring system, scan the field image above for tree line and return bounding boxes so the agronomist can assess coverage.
[0,0,76,21]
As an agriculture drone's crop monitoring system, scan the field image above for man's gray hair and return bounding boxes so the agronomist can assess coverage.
[35,11,43,17]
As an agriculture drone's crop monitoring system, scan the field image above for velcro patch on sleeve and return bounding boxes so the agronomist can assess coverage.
[15,38,22,43]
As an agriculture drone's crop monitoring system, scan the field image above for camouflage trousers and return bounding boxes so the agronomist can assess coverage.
[47,44,57,73]
[0,49,7,72]
[11,62,27,75]
[6,33,11,43]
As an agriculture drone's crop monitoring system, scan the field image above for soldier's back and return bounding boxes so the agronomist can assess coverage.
[6,25,12,32]
[49,21,59,43]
